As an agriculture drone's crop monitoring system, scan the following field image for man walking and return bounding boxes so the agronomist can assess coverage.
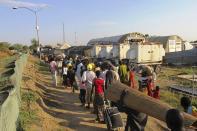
[82,64,96,109]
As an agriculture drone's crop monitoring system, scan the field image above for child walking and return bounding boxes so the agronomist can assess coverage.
[79,82,86,107]
[67,65,76,93]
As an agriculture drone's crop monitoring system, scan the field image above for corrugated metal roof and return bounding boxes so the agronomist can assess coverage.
[148,35,183,48]
[87,32,145,46]
[88,35,124,45]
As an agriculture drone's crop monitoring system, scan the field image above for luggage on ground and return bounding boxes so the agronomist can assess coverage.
[104,106,124,130]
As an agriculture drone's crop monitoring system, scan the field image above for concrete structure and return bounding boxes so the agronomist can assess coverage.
[59,42,71,49]
[164,48,197,65]
[191,42,197,48]
[54,42,71,56]
[126,42,165,64]
[87,32,145,59]
[148,35,183,53]
[182,41,194,50]
[65,46,92,57]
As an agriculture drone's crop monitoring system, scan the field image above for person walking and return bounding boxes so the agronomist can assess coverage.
[129,66,136,89]
[119,61,128,83]
[92,70,105,122]
[67,65,76,93]
[49,57,58,87]
[76,60,83,87]
[105,65,120,89]
[79,82,86,107]
[62,63,68,88]
[82,64,96,109]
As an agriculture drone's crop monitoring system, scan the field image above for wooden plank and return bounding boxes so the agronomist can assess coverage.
[106,81,197,127]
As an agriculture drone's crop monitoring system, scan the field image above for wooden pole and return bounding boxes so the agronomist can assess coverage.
[106,81,197,127]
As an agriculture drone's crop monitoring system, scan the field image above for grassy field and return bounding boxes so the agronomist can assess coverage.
[158,66,197,110]
[18,90,40,131]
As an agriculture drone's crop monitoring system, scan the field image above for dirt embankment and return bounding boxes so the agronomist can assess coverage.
[21,55,168,131]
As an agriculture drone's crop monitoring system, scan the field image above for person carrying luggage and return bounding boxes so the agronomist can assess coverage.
[114,89,148,131]
[91,70,105,122]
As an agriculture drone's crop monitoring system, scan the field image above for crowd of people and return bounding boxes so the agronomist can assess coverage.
[47,55,196,131]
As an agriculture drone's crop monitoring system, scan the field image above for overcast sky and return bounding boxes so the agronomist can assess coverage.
[0,0,196,45]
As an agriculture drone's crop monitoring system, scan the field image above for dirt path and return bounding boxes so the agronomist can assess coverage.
[21,55,168,131]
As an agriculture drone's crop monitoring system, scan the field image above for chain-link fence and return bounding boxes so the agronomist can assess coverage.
[0,54,28,131]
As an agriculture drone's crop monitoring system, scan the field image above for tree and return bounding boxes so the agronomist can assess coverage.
[10,44,24,52]
[0,42,10,51]
[22,45,29,53]
[29,38,39,51]
[144,34,149,38]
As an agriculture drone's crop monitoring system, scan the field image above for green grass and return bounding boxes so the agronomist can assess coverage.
[19,90,40,130]
[35,61,50,72]
[0,56,17,67]
[0,56,17,90]
[21,91,38,103]
[157,66,197,112]
[160,89,183,109]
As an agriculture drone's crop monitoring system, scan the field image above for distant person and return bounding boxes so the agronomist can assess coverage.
[180,96,197,117]
[92,70,105,122]
[76,61,83,86]
[62,63,68,88]
[79,82,86,107]
[119,61,128,83]
[105,66,114,90]
[129,66,136,89]
[67,65,76,93]
[100,64,108,83]
[49,57,58,87]
[105,65,120,90]
[153,86,160,99]
[152,71,157,88]
[165,109,185,131]
[82,64,96,109]
[138,66,153,96]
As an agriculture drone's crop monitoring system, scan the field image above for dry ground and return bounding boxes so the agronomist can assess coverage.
[21,55,168,131]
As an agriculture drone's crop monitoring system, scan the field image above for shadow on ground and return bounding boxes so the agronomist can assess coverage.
[35,81,106,131]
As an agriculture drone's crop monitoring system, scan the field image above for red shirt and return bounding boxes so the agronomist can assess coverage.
[153,90,160,99]
[93,78,104,94]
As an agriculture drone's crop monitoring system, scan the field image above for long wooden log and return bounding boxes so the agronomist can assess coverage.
[106,81,197,127]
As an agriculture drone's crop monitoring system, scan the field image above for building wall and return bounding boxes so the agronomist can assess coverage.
[126,43,164,64]
[167,36,183,52]
[112,45,119,58]
[84,48,92,57]
[119,43,130,59]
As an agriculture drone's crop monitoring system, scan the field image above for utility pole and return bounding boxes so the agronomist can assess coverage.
[13,7,42,60]
[74,32,77,45]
